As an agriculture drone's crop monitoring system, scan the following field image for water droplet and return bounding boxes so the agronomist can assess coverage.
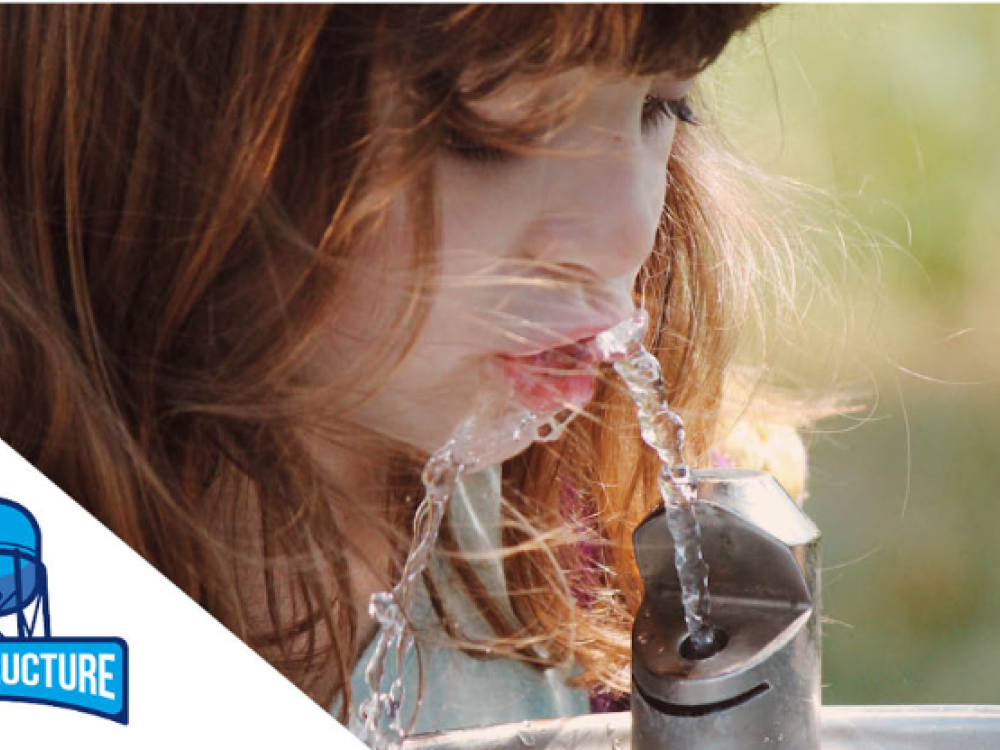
[518,722,536,747]
[368,592,404,628]
[636,631,652,645]
[594,309,648,361]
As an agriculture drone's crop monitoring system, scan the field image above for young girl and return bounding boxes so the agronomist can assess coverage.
[0,4,810,740]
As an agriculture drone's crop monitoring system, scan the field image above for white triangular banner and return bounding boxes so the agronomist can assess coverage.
[0,437,363,748]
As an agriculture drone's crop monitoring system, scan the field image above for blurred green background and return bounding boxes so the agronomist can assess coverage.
[707,6,1000,705]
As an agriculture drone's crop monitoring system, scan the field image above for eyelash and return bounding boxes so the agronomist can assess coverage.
[444,96,698,166]
[442,129,511,164]
[642,95,698,130]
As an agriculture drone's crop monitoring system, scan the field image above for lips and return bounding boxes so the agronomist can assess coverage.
[495,337,602,413]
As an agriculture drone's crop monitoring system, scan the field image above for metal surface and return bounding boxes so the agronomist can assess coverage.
[401,470,1000,750]
[631,468,821,749]
[403,706,1000,750]
[822,706,1000,750]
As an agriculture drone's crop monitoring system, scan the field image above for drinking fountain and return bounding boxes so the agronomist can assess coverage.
[402,468,1000,749]
[631,468,819,750]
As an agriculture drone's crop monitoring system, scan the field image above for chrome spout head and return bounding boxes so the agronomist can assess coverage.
[631,468,822,750]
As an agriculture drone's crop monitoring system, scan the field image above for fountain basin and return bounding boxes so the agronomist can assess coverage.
[403,706,1000,749]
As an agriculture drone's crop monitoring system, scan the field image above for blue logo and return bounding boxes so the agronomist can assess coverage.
[0,497,128,724]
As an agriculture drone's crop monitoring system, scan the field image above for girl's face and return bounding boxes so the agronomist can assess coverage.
[331,69,694,463]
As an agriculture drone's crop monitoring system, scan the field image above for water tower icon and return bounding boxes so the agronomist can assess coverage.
[0,498,51,638]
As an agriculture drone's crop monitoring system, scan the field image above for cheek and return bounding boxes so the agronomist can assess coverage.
[432,164,533,349]
[664,122,685,171]
[437,156,529,258]
[322,206,418,361]
[643,125,677,211]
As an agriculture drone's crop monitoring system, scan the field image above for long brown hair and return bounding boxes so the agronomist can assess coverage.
[0,5,771,719]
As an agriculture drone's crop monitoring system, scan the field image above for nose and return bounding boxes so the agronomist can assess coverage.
[522,136,669,318]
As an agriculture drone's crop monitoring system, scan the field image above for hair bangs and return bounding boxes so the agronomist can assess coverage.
[401,5,769,86]
[368,6,771,159]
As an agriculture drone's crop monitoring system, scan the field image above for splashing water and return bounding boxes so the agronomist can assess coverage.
[356,392,579,749]
[595,309,717,658]
[357,307,717,748]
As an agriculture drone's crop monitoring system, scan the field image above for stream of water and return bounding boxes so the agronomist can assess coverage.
[595,310,717,657]
[358,308,716,748]
[356,395,579,749]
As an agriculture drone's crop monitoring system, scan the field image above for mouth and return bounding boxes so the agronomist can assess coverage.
[493,337,602,413]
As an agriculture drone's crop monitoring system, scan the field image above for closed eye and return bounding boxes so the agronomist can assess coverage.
[642,95,698,132]
[445,95,698,166]
[443,127,513,165]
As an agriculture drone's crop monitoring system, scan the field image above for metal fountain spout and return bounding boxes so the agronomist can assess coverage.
[631,467,822,750]
[404,465,1000,750]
